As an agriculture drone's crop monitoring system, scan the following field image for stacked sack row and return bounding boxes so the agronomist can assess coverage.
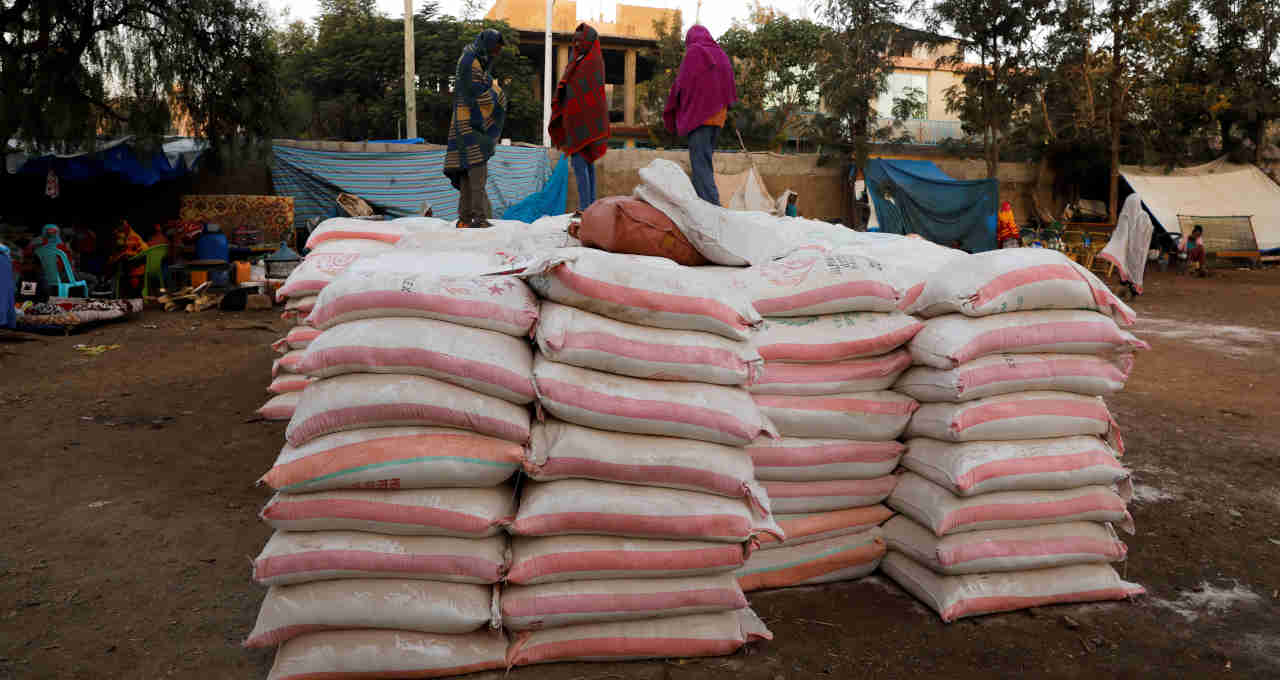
[248,255,542,679]
[882,249,1148,621]
[731,250,925,590]
[261,217,444,421]
[505,247,776,666]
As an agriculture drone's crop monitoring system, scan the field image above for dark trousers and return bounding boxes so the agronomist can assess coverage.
[688,125,721,206]
[571,153,596,211]
[457,162,491,223]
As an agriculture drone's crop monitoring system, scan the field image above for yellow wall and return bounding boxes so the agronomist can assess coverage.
[926,69,963,121]
[487,0,676,39]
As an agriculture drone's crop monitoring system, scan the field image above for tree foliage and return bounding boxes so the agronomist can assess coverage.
[929,0,1053,177]
[0,0,282,150]
[640,10,686,148]
[274,1,540,143]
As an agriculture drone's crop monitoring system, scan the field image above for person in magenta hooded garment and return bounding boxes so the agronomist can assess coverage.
[664,25,737,206]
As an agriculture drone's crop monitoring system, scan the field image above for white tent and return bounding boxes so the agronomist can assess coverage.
[1121,159,1280,253]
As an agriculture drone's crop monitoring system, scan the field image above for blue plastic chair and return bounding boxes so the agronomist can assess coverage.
[34,242,89,298]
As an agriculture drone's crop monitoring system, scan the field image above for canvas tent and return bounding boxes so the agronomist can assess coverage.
[1121,159,1280,254]
[862,158,998,252]
[714,165,786,214]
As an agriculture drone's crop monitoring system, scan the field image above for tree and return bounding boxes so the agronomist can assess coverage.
[0,0,283,150]
[641,10,686,148]
[929,0,1053,178]
[1201,0,1280,160]
[719,14,830,149]
[815,0,902,228]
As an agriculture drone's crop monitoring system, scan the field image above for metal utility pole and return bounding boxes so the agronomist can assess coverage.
[543,0,554,147]
[403,0,417,139]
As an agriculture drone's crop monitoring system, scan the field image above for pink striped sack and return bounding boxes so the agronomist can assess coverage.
[526,421,768,513]
[507,535,749,585]
[752,312,923,362]
[754,391,918,440]
[737,529,886,592]
[905,248,1137,325]
[747,437,904,482]
[501,574,747,631]
[268,374,314,395]
[533,357,774,446]
[506,609,771,666]
[748,250,902,315]
[895,352,1132,402]
[252,531,508,586]
[272,325,323,353]
[258,392,301,421]
[510,479,783,543]
[298,317,536,404]
[908,310,1149,370]
[762,477,899,514]
[887,472,1134,536]
[305,216,446,249]
[245,579,495,647]
[759,505,895,550]
[521,247,762,340]
[267,629,507,680]
[260,427,522,493]
[748,350,912,395]
[880,552,1144,623]
[281,295,316,321]
[272,350,307,378]
[277,239,394,299]
[535,302,762,385]
[285,373,531,447]
[308,270,539,336]
[904,391,1122,449]
[882,515,1127,575]
[901,436,1129,497]
[259,486,514,537]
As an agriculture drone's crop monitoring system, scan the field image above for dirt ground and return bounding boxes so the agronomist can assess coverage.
[2,266,1278,680]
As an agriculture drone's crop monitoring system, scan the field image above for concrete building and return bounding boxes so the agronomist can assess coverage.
[872,27,974,145]
[485,0,681,145]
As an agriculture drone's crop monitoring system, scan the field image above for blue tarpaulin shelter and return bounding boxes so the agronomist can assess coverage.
[503,155,569,223]
[271,142,555,230]
[15,137,202,186]
[862,158,999,252]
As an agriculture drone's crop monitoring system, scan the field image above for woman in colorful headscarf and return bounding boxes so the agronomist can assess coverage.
[550,23,610,213]
[997,201,1020,248]
[664,25,737,206]
[109,219,146,295]
[444,29,508,229]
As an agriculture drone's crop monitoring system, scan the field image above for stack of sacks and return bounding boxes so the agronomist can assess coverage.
[260,216,455,421]
[882,248,1148,622]
[734,249,924,591]
[504,247,776,667]
[248,258,541,680]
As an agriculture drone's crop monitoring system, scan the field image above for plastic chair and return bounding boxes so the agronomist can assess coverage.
[115,243,169,297]
[33,242,89,297]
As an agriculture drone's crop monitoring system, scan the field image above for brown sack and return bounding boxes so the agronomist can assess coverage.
[572,196,709,265]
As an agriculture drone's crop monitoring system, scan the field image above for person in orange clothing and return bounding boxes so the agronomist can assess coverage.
[663,25,737,206]
[997,201,1020,248]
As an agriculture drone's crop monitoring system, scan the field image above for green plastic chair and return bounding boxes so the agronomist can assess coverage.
[115,243,169,297]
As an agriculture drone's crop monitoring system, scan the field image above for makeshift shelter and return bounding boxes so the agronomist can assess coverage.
[9,137,204,186]
[1120,159,1280,255]
[271,141,555,230]
[715,165,776,213]
[862,158,998,252]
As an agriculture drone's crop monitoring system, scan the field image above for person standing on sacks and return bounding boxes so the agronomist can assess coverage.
[550,23,610,214]
[444,29,508,228]
[664,25,736,206]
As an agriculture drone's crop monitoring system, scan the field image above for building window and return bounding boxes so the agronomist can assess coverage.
[875,72,928,119]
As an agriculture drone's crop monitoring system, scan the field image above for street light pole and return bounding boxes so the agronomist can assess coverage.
[404,0,417,139]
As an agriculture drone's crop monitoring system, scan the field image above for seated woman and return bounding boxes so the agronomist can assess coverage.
[997,201,1020,248]
[1183,224,1207,276]
[108,220,147,296]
